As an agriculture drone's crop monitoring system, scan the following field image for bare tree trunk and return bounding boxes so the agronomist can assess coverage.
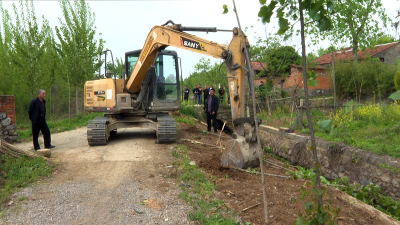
[76,85,79,115]
[352,38,358,62]
[298,0,323,209]
[67,72,71,124]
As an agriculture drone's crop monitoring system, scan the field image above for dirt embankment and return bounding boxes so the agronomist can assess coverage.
[175,117,399,225]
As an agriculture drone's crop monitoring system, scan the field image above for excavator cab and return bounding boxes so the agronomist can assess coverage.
[125,49,181,112]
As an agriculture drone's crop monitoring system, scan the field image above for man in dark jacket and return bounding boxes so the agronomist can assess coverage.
[203,89,219,134]
[198,84,203,105]
[29,89,55,150]
[203,85,209,107]
[218,86,225,103]
[184,86,190,102]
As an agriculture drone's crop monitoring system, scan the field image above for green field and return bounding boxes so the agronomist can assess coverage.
[258,101,400,158]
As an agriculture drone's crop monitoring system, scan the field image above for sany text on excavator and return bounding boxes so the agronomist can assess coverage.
[84,21,261,169]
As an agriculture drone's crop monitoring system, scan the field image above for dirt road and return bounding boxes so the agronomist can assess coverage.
[1,127,193,225]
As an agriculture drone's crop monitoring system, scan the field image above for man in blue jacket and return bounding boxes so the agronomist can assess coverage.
[203,89,219,134]
[29,89,55,150]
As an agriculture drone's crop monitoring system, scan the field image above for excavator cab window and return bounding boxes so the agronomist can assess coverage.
[154,53,179,102]
[125,49,141,80]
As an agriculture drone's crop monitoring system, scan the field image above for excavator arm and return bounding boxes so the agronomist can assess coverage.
[126,25,230,93]
[127,24,248,133]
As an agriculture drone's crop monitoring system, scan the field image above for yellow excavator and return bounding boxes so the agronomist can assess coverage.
[84,21,260,169]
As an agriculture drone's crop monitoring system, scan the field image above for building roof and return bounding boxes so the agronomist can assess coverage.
[313,42,400,65]
[251,61,267,71]
[290,64,327,70]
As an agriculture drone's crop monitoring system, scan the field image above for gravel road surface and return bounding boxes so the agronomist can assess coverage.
[1,127,193,225]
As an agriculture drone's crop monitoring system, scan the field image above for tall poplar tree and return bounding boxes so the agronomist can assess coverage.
[9,0,49,101]
[0,3,13,95]
[55,0,104,115]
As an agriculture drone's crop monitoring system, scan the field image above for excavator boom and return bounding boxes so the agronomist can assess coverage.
[126,25,230,93]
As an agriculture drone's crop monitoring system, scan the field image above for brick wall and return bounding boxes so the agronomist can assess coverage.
[0,96,16,125]
[283,65,333,90]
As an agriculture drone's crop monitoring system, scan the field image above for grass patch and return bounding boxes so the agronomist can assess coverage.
[16,112,103,142]
[0,155,53,203]
[179,103,199,118]
[173,146,237,224]
[175,116,196,126]
[307,102,400,158]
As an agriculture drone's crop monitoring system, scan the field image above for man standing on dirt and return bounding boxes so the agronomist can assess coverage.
[203,89,219,134]
[29,89,55,151]
[193,85,198,105]
[198,84,203,105]
[184,86,190,102]
[203,85,209,107]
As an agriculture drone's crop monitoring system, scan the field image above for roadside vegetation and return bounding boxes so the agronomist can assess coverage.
[171,145,238,224]
[0,156,53,203]
[312,102,400,158]
[285,163,400,220]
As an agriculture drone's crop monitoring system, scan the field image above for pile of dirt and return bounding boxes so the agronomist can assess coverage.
[176,121,399,225]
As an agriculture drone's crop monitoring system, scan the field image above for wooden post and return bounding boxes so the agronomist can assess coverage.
[299,99,304,129]
[331,51,336,115]
[351,105,355,118]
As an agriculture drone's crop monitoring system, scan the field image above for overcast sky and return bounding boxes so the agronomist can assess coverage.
[1,0,399,79]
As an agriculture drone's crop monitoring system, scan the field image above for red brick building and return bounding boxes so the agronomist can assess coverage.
[283,64,332,90]
[0,95,16,125]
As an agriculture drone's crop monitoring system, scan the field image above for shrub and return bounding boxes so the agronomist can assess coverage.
[334,58,397,100]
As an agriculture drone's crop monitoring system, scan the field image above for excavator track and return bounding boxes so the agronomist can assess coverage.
[156,115,176,143]
[87,117,110,146]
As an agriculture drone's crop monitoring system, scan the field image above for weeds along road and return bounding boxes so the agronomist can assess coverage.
[1,127,194,225]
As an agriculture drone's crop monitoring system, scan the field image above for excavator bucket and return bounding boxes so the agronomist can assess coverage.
[220,118,261,169]
[221,136,260,169]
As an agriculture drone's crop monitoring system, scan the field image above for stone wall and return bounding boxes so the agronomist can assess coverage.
[258,125,400,199]
[375,43,400,64]
[0,96,18,143]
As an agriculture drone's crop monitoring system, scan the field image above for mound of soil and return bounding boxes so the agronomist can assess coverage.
[176,121,399,225]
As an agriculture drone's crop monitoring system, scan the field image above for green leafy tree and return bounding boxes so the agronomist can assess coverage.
[106,57,124,79]
[249,35,301,80]
[269,46,301,76]
[55,0,104,115]
[316,45,337,57]
[370,33,395,46]
[329,0,389,61]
